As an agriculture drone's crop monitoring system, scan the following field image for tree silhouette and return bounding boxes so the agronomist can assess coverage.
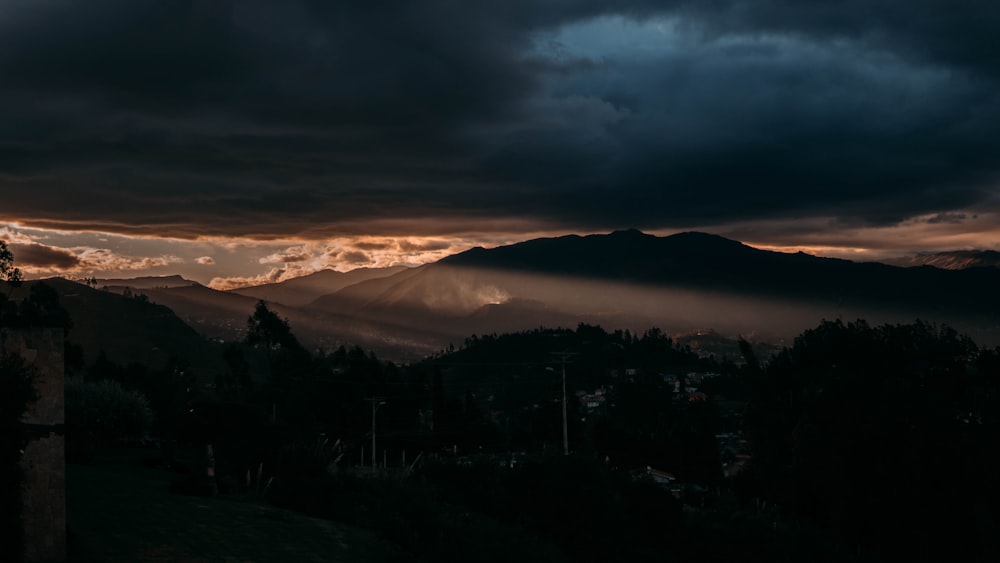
[244,300,312,428]
[0,241,22,286]
[246,300,302,353]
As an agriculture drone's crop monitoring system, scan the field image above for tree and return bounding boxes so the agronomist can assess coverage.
[741,319,989,561]
[0,241,22,286]
[65,379,153,451]
[246,301,302,353]
[245,301,312,426]
[1,241,22,322]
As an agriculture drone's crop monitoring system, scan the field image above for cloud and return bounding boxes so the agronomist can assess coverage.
[926,212,968,225]
[195,256,216,265]
[75,248,183,271]
[209,267,285,291]
[350,237,457,253]
[336,250,372,265]
[3,226,185,273]
[396,239,455,252]
[707,210,1000,259]
[351,240,394,251]
[8,242,81,269]
[1,1,999,243]
[259,249,310,264]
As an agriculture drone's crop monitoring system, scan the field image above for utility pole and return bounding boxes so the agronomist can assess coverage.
[367,397,385,468]
[551,352,575,456]
[562,358,568,455]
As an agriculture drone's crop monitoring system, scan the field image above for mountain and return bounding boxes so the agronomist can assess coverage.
[229,266,409,307]
[95,275,448,362]
[106,282,263,342]
[440,229,1000,310]
[311,230,1000,347]
[7,278,224,374]
[97,275,199,289]
[880,250,1000,270]
[48,230,1000,364]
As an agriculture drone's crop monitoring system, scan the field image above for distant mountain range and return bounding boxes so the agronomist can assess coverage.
[49,230,1000,362]
[99,274,198,289]
[880,250,1000,270]
[230,266,409,307]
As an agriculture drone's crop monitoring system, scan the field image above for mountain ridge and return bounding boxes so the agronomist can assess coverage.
[6,277,224,374]
[27,230,1000,362]
[230,266,409,307]
[880,249,1000,270]
[296,230,1000,352]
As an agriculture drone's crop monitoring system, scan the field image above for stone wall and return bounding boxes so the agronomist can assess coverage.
[2,328,66,563]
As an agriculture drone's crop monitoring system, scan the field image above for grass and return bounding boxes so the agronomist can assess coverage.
[67,448,391,562]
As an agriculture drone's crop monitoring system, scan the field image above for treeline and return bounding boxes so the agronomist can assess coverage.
[738,319,1000,562]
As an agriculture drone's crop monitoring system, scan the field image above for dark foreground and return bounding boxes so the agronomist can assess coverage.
[67,449,389,562]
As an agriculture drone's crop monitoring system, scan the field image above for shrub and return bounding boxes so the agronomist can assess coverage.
[66,378,153,452]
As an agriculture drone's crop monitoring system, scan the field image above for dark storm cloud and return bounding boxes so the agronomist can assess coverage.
[397,239,454,252]
[2,0,1000,237]
[926,212,969,225]
[8,242,81,269]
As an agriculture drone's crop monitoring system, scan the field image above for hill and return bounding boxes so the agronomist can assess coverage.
[6,278,224,375]
[100,276,449,362]
[229,266,409,307]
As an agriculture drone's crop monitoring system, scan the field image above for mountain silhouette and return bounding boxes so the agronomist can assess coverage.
[881,250,1000,270]
[436,229,999,312]
[98,275,198,290]
[313,230,1000,348]
[8,278,223,373]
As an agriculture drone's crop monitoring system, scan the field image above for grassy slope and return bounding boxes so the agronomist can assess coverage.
[67,450,390,562]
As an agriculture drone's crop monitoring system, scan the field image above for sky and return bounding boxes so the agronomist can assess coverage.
[2,0,999,288]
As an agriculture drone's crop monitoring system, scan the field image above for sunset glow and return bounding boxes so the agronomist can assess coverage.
[5,208,999,288]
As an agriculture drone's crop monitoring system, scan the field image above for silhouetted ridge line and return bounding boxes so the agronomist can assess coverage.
[434,229,1000,316]
[441,230,757,279]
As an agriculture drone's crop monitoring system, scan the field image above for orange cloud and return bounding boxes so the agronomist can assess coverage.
[75,248,183,271]
[337,250,372,265]
[208,267,285,291]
